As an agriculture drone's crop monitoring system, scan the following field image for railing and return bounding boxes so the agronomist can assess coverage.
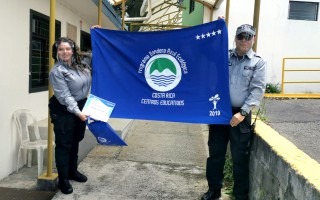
[265,57,320,98]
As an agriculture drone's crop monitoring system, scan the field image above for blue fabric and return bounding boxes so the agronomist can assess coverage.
[86,118,127,146]
[90,19,232,124]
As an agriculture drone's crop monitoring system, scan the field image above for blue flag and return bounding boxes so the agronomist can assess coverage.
[91,19,232,124]
[86,118,127,146]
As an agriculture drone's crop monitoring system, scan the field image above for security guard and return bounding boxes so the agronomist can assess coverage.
[49,37,91,195]
[202,24,266,200]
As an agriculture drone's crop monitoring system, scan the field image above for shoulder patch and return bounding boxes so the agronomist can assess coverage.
[254,53,262,58]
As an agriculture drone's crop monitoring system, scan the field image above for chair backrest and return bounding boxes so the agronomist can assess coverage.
[13,109,41,143]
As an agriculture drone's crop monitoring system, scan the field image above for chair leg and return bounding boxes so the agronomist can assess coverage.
[27,149,32,167]
[23,149,27,166]
[37,148,44,176]
[16,148,21,173]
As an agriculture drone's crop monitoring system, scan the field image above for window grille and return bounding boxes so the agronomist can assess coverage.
[29,10,61,93]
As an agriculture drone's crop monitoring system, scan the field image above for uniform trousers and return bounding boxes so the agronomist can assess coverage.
[49,96,86,180]
[206,108,253,200]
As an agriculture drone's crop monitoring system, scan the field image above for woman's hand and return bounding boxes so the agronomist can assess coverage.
[91,25,102,29]
[77,112,89,121]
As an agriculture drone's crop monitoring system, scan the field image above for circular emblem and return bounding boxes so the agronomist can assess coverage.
[97,137,107,143]
[144,54,182,92]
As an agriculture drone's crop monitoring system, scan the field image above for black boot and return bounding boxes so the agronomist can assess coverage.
[69,170,88,182]
[201,189,221,200]
[58,179,73,194]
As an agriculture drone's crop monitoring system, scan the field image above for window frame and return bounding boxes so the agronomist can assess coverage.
[288,1,319,21]
[29,10,61,93]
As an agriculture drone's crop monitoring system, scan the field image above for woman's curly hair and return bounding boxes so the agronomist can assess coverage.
[52,37,90,70]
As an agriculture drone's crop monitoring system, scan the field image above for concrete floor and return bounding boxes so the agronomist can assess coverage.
[0,120,232,200]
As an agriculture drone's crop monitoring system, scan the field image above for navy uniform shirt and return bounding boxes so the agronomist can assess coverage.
[229,48,266,113]
[49,62,92,115]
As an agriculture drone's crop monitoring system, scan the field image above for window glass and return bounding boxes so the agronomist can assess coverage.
[289,1,319,21]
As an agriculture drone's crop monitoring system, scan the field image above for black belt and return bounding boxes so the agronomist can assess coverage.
[49,95,87,114]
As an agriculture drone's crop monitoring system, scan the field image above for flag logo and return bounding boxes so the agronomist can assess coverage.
[145,54,182,92]
[97,137,108,143]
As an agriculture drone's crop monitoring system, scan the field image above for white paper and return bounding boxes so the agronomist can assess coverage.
[82,94,115,123]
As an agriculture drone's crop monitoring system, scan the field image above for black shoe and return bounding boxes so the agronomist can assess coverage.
[201,189,221,200]
[58,180,73,194]
[69,170,88,182]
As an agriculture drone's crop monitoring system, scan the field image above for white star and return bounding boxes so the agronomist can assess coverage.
[217,29,222,34]
[211,31,216,36]
[201,33,205,39]
[196,35,201,40]
[206,32,211,37]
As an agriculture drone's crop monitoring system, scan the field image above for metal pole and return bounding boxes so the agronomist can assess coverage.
[252,0,261,52]
[98,0,102,26]
[281,58,285,93]
[47,0,56,177]
[121,0,126,30]
[225,0,230,26]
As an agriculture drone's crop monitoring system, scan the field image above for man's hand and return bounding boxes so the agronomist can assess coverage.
[229,112,245,127]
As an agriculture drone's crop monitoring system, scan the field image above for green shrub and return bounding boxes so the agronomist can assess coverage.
[265,83,281,93]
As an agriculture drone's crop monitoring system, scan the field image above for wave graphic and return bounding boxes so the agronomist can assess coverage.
[150,75,176,87]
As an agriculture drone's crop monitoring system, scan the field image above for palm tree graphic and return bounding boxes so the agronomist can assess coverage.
[209,94,220,110]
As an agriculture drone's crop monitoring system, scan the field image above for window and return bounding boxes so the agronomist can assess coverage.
[288,1,319,21]
[29,10,61,93]
[189,0,195,13]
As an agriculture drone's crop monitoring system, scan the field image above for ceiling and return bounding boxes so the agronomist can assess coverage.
[56,0,121,30]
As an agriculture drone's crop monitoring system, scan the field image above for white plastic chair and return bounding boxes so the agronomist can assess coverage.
[13,109,55,176]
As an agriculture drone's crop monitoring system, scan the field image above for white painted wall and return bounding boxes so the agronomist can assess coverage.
[207,0,320,93]
[0,0,117,180]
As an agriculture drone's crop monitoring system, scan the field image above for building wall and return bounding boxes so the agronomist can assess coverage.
[182,0,204,26]
[206,0,320,93]
[0,0,117,180]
